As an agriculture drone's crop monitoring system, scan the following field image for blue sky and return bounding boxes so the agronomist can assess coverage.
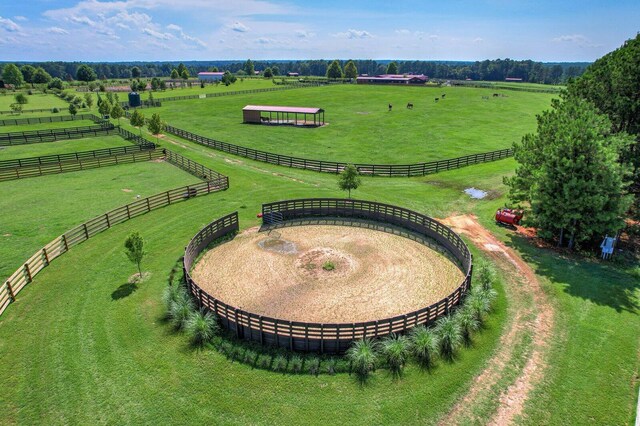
[0,0,638,62]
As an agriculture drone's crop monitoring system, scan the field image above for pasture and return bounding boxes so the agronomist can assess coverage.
[155,84,555,163]
[0,92,68,111]
[0,84,638,425]
[0,118,97,132]
[0,136,127,160]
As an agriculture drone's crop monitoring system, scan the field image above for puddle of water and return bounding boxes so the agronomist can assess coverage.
[464,187,487,199]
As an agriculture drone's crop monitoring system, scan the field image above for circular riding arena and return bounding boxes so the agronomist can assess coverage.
[183,199,473,353]
[192,225,464,323]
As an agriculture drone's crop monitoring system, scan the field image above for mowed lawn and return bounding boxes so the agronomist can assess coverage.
[154,84,555,164]
[0,136,136,161]
[0,160,198,280]
[0,119,97,132]
[0,92,68,110]
[0,153,511,425]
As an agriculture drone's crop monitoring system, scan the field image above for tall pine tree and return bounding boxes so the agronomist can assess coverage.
[506,95,633,248]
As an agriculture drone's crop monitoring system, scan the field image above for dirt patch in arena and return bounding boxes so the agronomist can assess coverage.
[191,225,464,323]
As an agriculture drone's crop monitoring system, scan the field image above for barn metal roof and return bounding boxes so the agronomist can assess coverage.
[243,105,324,114]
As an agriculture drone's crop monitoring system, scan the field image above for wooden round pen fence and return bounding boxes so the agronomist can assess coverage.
[183,199,473,354]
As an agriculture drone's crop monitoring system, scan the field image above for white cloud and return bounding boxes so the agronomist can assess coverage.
[0,16,21,32]
[256,37,275,44]
[142,27,174,40]
[48,27,70,35]
[231,21,250,32]
[473,37,484,43]
[553,34,602,48]
[395,29,411,35]
[167,24,182,31]
[334,29,373,39]
[295,30,314,38]
[70,15,97,27]
[13,16,28,22]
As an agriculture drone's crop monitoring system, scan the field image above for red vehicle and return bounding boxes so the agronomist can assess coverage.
[495,208,524,226]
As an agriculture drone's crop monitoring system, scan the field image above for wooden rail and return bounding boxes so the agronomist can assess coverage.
[0,174,229,316]
[165,124,513,177]
[183,198,473,354]
[0,123,115,146]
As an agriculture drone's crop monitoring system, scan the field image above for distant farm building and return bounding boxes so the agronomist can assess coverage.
[198,72,224,81]
[505,77,523,82]
[243,105,325,127]
[356,74,428,85]
[287,72,299,77]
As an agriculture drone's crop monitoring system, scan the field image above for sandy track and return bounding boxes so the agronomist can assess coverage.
[437,214,554,425]
[191,225,463,323]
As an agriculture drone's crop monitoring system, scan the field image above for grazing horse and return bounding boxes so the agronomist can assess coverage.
[406,103,414,109]
[493,93,500,97]
[441,94,446,98]
[388,103,393,111]
[434,98,439,102]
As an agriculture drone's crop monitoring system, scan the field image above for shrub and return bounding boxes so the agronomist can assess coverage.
[257,354,271,369]
[169,293,194,331]
[436,315,462,360]
[346,338,379,380]
[161,284,185,313]
[409,325,439,368]
[476,260,497,290]
[51,107,59,113]
[230,345,243,361]
[325,358,338,375]
[322,261,335,271]
[466,286,496,324]
[273,355,288,372]
[381,334,410,376]
[243,349,257,366]
[186,310,219,346]
[220,341,234,357]
[290,355,303,373]
[455,307,480,347]
[307,357,321,376]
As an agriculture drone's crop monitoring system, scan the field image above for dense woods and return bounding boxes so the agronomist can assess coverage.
[1,58,586,84]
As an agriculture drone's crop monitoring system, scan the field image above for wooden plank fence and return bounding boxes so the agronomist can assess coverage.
[183,198,473,354]
[0,123,115,146]
[164,124,514,177]
[0,143,155,170]
[0,113,104,126]
[0,148,164,181]
[0,174,229,316]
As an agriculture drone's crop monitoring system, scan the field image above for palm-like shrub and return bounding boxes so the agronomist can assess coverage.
[476,260,497,290]
[169,292,194,331]
[409,325,439,369]
[325,358,338,375]
[162,284,185,312]
[290,355,303,373]
[455,308,480,347]
[346,338,379,380]
[307,357,321,376]
[273,355,288,372]
[436,315,462,360]
[466,285,497,324]
[185,309,219,345]
[381,334,410,376]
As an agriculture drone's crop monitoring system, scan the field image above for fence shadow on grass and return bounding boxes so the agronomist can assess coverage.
[506,234,639,314]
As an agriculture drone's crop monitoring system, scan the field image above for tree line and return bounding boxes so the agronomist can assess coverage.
[506,33,639,250]
[1,58,587,85]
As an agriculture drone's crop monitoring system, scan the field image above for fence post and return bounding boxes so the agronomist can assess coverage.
[62,235,69,252]
[42,247,50,265]
[24,263,33,283]
[83,223,90,240]
[126,205,131,219]
[6,280,16,302]
[146,198,151,212]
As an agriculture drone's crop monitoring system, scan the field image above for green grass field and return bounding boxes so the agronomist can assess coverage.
[0,160,198,280]
[155,84,555,163]
[0,85,638,424]
[0,119,96,132]
[0,92,69,111]
[0,136,133,161]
